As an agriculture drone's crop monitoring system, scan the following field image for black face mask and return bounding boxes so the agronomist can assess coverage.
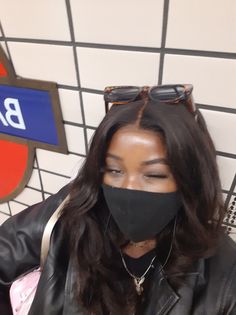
[102,184,182,243]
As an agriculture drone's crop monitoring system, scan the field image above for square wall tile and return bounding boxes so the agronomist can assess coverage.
[200,109,236,155]
[40,171,70,194]
[36,149,82,177]
[71,0,164,47]
[14,187,43,206]
[217,156,236,191]
[163,55,236,108]
[59,89,83,124]
[0,0,71,41]
[8,43,77,86]
[0,213,10,225]
[27,169,42,190]
[166,0,236,52]
[77,48,160,90]
[0,203,10,215]
[82,93,105,127]
[9,201,27,216]
[64,125,86,155]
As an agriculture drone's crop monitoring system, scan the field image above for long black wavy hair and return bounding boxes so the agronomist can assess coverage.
[61,99,226,315]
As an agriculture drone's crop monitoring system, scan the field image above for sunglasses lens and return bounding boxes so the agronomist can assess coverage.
[105,87,140,102]
[150,85,188,101]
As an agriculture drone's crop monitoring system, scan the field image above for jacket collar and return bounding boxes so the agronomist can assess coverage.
[144,258,206,315]
[144,263,179,315]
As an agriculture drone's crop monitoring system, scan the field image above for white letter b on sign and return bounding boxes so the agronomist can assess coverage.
[4,98,26,130]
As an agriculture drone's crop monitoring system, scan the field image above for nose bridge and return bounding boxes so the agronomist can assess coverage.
[122,173,140,190]
[140,85,150,99]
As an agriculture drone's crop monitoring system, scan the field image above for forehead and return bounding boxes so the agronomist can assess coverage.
[106,125,166,159]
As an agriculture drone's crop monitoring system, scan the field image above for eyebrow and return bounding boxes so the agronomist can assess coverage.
[106,153,168,165]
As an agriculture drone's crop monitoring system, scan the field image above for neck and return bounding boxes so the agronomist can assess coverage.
[121,239,157,258]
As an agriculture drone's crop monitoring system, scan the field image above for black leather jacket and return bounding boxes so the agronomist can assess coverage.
[1,186,236,315]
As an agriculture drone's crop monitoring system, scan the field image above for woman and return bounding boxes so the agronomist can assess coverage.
[0,84,236,315]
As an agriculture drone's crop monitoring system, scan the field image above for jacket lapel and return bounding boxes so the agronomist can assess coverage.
[144,259,206,315]
[144,265,179,315]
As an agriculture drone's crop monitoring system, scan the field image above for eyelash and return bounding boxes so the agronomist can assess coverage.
[104,168,122,175]
[104,168,167,179]
[145,174,167,179]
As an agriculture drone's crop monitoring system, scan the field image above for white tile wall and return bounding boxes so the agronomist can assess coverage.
[40,171,70,194]
[77,48,160,90]
[0,213,10,225]
[44,193,52,199]
[8,43,77,86]
[166,0,236,53]
[71,0,164,47]
[87,128,96,145]
[0,0,71,41]
[201,110,236,155]
[9,202,27,216]
[36,149,82,177]
[163,55,236,108]
[59,89,83,124]
[0,41,8,56]
[70,156,85,180]
[0,203,10,215]
[64,124,86,154]
[217,156,236,191]
[27,169,42,190]
[82,93,105,127]
[14,187,43,206]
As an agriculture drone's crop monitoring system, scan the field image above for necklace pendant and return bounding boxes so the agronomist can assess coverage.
[134,277,145,295]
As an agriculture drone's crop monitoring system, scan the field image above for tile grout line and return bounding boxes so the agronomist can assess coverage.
[65,0,89,155]
[34,155,45,201]
[1,37,236,59]
[158,0,170,85]
[0,21,17,76]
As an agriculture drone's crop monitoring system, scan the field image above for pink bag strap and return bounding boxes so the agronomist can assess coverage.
[40,195,70,268]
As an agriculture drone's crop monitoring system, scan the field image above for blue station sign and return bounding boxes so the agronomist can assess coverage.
[0,85,59,145]
[0,44,68,203]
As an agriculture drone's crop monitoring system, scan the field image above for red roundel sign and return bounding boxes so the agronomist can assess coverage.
[0,45,68,203]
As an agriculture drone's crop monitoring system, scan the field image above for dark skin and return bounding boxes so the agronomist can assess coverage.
[103,124,178,258]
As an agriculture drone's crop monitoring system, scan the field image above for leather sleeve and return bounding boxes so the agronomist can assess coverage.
[225,264,236,315]
[0,184,69,313]
[229,307,236,315]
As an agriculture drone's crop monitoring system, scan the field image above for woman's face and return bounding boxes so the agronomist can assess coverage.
[103,125,177,193]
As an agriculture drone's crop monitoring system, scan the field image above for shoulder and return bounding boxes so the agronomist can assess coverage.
[0,183,70,238]
[209,233,236,270]
[206,234,236,311]
[0,184,71,284]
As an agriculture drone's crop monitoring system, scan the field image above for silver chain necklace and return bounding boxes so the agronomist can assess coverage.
[120,217,177,295]
[120,251,157,295]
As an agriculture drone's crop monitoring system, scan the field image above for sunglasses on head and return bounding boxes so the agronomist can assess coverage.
[104,84,196,116]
